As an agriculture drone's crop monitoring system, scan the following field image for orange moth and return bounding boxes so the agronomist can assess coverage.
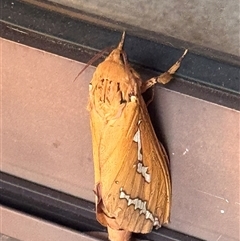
[87,32,187,241]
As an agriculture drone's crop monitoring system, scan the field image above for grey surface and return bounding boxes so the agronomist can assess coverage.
[1,207,104,241]
[49,0,240,56]
[1,38,240,241]
[0,234,21,241]
[0,207,145,241]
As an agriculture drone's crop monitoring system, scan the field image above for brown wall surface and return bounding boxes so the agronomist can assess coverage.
[1,38,239,241]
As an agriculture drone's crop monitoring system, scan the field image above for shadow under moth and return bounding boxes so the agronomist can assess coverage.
[87,32,187,241]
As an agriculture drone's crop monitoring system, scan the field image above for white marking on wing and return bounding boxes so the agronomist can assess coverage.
[119,188,160,226]
[137,162,150,183]
[130,95,137,102]
[89,83,92,91]
[133,120,151,182]
[133,122,143,161]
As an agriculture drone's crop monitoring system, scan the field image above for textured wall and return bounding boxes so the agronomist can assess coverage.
[49,0,239,56]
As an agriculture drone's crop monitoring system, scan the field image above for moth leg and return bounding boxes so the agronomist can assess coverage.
[141,49,188,93]
[145,87,155,107]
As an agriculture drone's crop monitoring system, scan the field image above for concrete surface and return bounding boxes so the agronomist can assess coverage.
[48,0,240,56]
[1,38,239,241]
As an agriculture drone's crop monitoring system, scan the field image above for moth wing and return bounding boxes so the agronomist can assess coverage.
[91,94,171,233]
[89,94,139,185]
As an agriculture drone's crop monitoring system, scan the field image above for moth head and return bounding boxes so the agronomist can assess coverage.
[105,31,127,65]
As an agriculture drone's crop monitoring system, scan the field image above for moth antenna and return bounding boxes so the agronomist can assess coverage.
[73,46,113,82]
[117,31,126,50]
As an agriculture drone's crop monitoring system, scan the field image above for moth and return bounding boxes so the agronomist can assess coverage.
[87,32,187,241]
